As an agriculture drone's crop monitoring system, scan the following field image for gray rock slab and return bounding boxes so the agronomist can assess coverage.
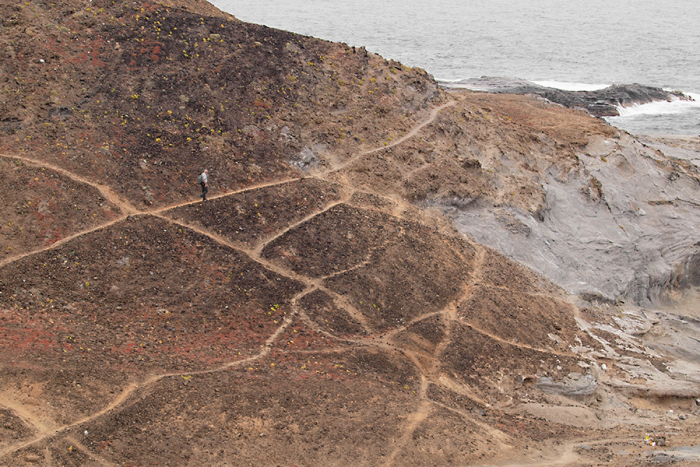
[448,132,700,307]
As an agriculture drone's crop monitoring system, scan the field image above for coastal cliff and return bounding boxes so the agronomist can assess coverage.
[1,1,699,465]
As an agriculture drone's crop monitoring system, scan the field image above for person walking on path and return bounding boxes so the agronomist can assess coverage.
[198,169,209,201]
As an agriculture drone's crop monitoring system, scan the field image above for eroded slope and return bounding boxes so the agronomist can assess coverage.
[1,0,700,466]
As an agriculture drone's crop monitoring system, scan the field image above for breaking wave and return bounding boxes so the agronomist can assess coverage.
[614,92,700,117]
[605,92,700,135]
[531,80,610,92]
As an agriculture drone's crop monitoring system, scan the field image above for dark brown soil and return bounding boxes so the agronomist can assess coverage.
[299,289,367,337]
[391,314,447,354]
[79,367,421,466]
[1,0,698,465]
[0,215,304,377]
[0,409,34,447]
[0,159,122,258]
[440,322,580,400]
[262,203,401,278]
[1,0,442,209]
[322,220,474,331]
[164,178,345,249]
[480,248,560,295]
[457,286,578,348]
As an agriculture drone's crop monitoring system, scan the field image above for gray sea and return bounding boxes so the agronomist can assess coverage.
[211,0,700,136]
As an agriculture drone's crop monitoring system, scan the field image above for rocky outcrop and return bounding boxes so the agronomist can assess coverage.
[444,76,692,117]
[450,132,700,305]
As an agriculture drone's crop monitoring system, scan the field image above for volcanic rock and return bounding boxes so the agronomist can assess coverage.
[0,0,699,465]
[447,76,692,116]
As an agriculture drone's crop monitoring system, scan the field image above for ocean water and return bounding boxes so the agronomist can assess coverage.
[210,0,700,136]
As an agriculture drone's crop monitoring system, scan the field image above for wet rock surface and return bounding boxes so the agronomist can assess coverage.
[445,76,692,116]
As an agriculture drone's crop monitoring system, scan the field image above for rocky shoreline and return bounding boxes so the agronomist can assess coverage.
[442,76,693,117]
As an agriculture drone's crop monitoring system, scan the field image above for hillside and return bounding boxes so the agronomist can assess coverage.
[1,1,700,466]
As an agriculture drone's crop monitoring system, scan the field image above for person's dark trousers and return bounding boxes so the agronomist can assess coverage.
[200,182,208,201]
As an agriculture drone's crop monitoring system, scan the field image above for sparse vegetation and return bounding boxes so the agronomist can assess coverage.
[0,1,697,466]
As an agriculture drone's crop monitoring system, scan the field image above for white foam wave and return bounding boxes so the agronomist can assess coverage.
[436,78,612,91]
[532,80,610,92]
[436,77,468,83]
[612,93,700,118]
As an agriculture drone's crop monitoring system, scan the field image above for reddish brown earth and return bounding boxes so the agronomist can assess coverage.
[1,1,700,466]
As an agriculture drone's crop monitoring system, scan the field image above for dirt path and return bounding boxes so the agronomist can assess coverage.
[429,397,514,446]
[0,101,450,273]
[384,399,433,466]
[152,212,318,288]
[460,320,576,357]
[0,153,138,216]
[0,295,306,459]
[324,291,375,335]
[0,216,128,269]
[330,101,458,174]
[0,99,568,461]
[249,190,354,258]
[0,396,52,435]
[151,177,301,215]
[0,378,143,459]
